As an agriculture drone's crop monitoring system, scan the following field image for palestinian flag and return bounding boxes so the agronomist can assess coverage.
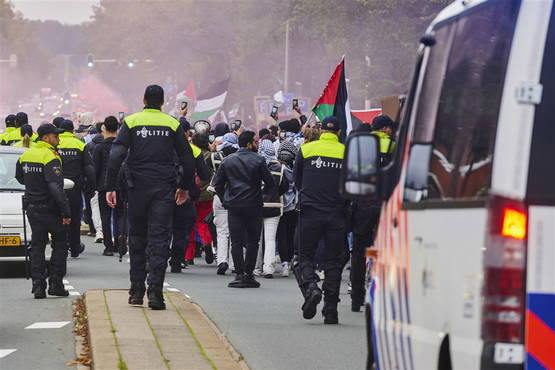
[176,80,196,103]
[312,58,352,142]
[190,78,229,123]
[351,108,382,128]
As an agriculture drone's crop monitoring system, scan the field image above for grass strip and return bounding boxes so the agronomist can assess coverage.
[166,293,218,370]
[102,291,128,370]
[141,307,171,370]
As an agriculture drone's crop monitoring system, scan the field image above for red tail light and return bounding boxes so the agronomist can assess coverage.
[482,197,527,343]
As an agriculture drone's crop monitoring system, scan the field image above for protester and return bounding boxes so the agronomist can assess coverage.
[213,131,274,288]
[276,141,298,277]
[93,116,123,256]
[210,132,238,275]
[84,121,105,242]
[254,139,289,278]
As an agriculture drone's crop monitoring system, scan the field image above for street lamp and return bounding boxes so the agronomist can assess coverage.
[127,60,135,68]
[87,54,94,68]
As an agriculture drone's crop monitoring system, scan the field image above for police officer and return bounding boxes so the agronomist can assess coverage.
[58,119,95,258]
[1,114,17,143]
[2,112,28,145]
[293,116,347,324]
[16,123,71,299]
[106,85,195,310]
[370,115,397,165]
[169,116,209,273]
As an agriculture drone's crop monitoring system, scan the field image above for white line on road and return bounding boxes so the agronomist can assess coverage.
[64,285,75,290]
[166,287,180,292]
[184,294,191,299]
[25,321,70,329]
[62,279,69,284]
[69,291,81,296]
[163,282,170,287]
[0,349,17,359]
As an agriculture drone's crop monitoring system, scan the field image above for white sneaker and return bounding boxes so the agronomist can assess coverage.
[317,270,325,280]
[253,269,262,277]
[281,262,290,277]
[347,282,352,294]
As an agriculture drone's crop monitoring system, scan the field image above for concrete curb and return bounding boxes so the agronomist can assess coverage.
[187,299,250,370]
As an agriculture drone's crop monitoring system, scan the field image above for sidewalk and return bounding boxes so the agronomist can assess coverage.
[84,290,248,370]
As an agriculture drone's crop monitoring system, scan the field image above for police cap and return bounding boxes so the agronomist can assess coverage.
[37,123,64,137]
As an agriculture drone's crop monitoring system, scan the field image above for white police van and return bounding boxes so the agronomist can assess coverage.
[341,0,555,368]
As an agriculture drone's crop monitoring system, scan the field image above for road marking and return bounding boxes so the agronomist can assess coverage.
[69,291,81,296]
[64,285,75,290]
[0,349,17,359]
[163,282,170,287]
[166,288,180,292]
[25,321,70,329]
[184,294,191,299]
[62,279,69,284]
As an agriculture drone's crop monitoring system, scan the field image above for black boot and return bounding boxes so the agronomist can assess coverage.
[102,248,114,256]
[243,274,261,288]
[147,286,166,310]
[170,265,182,273]
[322,303,339,324]
[70,243,85,258]
[128,283,145,306]
[204,244,214,264]
[217,262,228,275]
[48,279,69,297]
[302,284,322,320]
[32,280,46,299]
[228,274,245,288]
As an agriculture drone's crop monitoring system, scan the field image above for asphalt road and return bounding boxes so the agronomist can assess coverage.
[0,236,366,370]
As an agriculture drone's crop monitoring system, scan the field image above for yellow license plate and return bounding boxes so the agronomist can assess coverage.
[0,236,21,246]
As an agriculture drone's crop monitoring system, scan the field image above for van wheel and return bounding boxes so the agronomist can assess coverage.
[438,334,452,370]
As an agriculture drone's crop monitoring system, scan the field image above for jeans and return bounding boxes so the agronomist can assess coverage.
[255,216,280,274]
[277,210,297,263]
[91,192,103,239]
[214,196,233,268]
[228,207,263,275]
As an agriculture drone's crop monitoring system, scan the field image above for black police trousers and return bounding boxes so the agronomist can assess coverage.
[169,200,197,267]
[298,205,348,305]
[351,202,381,307]
[65,189,83,254]
[27,203,68,282]
[127,184,174,288]
[228,207,263,275]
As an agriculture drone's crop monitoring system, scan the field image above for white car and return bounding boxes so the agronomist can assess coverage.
[342,0,554,369]
[0,146,35,270]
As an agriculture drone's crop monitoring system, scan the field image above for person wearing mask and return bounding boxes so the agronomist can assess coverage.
[12,124,37,148]
[254,139,288,278]
[85,122,105,243]
[106,85,195,310]
[15,123,71,299]
[2,112,28,145]
[57,119,95,258]
[230,120,244,137]
[210,132,239,275]
[1,114,17,143]
[93,116,122,256]
[184,131,214,265]
[213,131,274,288]
[293,116,347,324]
[276,141,298,277]
[169,117,210,273]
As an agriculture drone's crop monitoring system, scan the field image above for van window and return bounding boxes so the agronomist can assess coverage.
[405,0,520,203]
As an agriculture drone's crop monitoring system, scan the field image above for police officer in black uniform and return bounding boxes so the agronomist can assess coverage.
[106,85,195,310]
[58,119,95,257]
[16,123,72,299]
[293,116,347,324]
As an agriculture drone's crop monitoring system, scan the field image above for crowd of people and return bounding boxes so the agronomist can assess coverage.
[7,84,397,323]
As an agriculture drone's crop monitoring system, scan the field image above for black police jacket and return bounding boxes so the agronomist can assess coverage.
[15,141,71,217]
[213,148,275,209]
[105,108,195,190]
